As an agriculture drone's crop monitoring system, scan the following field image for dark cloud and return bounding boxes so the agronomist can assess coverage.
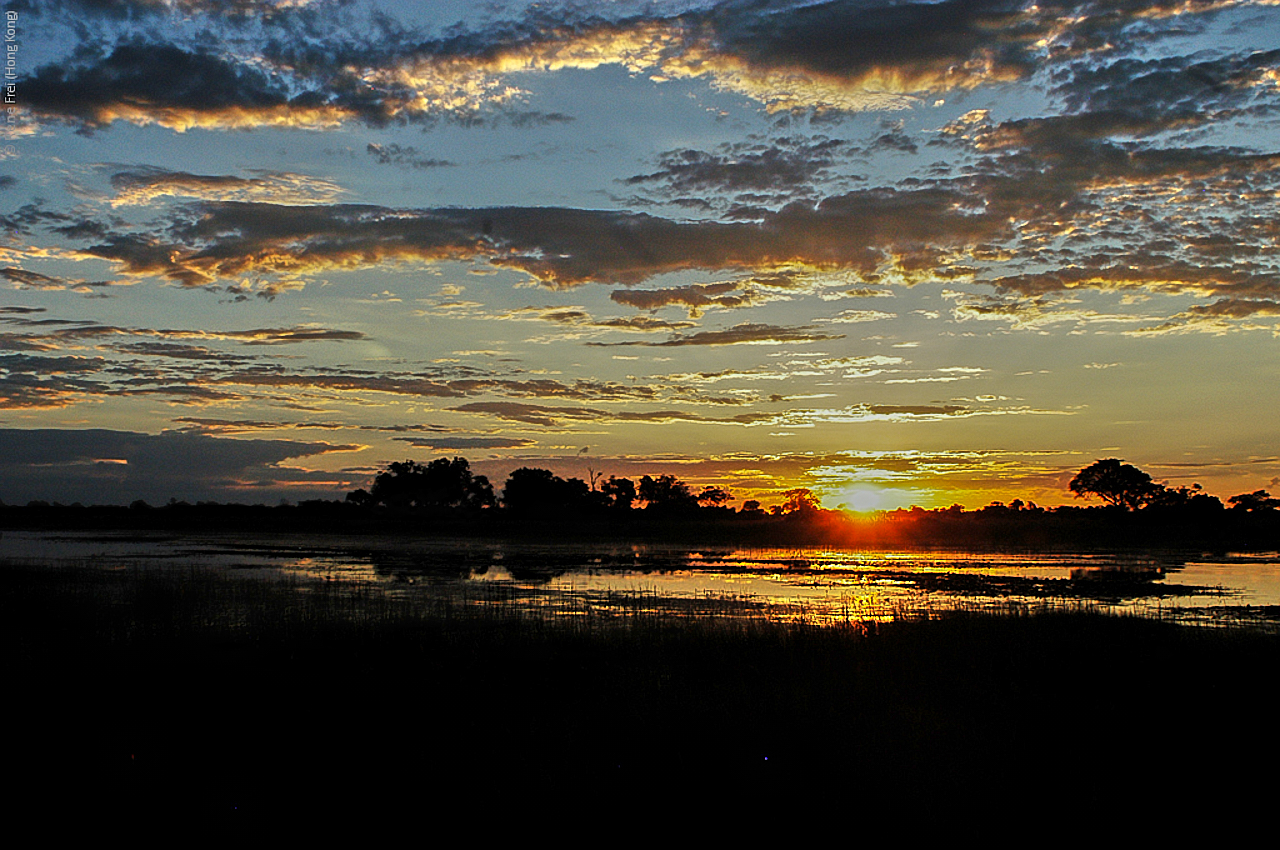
[866,404,968,417]
[109,167,343,204]
[987,260,1280,301]
[1135,297,1280,334]
[0,317,368,349]
[229,327,368,345]
[77,187,1004,289]
[106,342,257,362]
[0,354,109,408]
[393,436,539,451]
[593,316,698,332]
[1187,298,1280,320]
[10,0,300,20]
[0,203,72,234]
[365,144,455,169]
[703,0,1042,94]
[218,369,665,403]
[624,138,848,199]
[449,401,771,428]
[609,281,771,316]
[1,268,66,289]
[20,0,1266,135]
[499,306,696,332]
[1051,49,1280,132]
[865,124,919,155]
[22,42,299,131]
[590,322,843,347]
[0,427,361,504]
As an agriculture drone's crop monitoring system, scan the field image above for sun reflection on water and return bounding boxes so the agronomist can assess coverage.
[3,531,1277,628]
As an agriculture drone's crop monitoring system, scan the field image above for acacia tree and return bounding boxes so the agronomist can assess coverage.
[1068,459,1159,510]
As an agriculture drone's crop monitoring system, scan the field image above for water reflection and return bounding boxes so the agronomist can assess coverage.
[3,530,1278,627]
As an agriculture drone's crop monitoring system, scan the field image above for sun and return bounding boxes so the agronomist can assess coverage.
[833,487,889,512]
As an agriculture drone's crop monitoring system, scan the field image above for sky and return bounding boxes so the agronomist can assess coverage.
[1,0,1279,510]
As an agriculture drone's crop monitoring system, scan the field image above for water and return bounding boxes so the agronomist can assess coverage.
[4,529,1279,627]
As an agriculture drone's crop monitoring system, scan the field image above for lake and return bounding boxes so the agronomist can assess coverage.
[6,529,1279,628]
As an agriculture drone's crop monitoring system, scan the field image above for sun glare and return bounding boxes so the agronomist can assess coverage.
[833,487,888,512]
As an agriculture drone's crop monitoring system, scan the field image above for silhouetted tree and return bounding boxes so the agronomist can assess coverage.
[1147,482,1223,513]
[502,467,589,514]
[1228,490,1280,512]
[638,474,698,512]
[697,486,732,506]
[600,476,637,510]
[365,458,495,510]
[1068,459,1159,510]
[781,488,821,515]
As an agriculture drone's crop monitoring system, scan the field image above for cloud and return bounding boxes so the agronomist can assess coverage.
[0,316,368,348]
[776,400,1066,426]
[393,435,539,451]
[79,187,1004,290]
[21,0,1273,137]
[365,143,456,170]
[589,322,843,347]
[13,1,311,21]
[946,292,1155,330]
[2,267,66,289]
[21,42,335,132]
[494,305,697,332]
[0,427,362,504]
[609,281,775,317]
[449,401,771,428]
[110,167,345,206]
[1133,297,1280,334]
[679,0,1048,113]
[825,309,894,324]
[622,137,852,206]
[1049,49,1280,136]
[0,353,111,408]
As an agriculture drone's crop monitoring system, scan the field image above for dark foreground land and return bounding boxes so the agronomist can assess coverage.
[8,560,1278,820]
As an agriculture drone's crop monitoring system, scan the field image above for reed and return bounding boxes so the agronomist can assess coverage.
[5,559,1277,815]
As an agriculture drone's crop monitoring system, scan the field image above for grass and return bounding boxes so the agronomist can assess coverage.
[6,558,1279,818]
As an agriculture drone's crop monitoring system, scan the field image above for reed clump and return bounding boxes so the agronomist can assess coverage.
[5,560,1277,814]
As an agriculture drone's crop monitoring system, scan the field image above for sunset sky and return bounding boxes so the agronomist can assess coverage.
[2,0,1278,509]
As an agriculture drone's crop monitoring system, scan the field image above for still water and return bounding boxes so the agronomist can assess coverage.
[5,529,1279,627]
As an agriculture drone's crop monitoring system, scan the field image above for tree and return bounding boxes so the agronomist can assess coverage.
[502,467,589,514]
[638,474,698,512]
[600,476,637,510]
[1147,482,1223,513]
[365,458,495,510]
[697,486,732,506]
[1228,490,1280,512]
[1068,459,1159,510]
[781,488,821,515]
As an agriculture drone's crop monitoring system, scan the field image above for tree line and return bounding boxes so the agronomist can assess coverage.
[342,455,1278,518]
[3,456,1275,547]
[343,457,784,517]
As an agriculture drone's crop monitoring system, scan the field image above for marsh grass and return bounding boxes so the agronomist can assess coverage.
[6,559,1278,816]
